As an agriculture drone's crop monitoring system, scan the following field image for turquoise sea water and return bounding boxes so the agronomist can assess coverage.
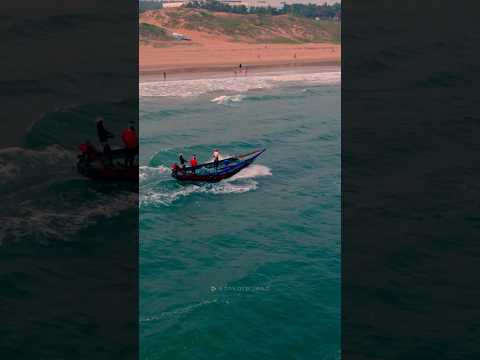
[140,71,340,359]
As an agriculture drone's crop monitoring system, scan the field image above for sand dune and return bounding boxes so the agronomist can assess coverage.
[139,9,341,78]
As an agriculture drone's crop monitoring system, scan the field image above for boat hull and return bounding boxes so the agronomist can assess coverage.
[77,147,138,182]
[171,149,265,183]
[77,161,138,181]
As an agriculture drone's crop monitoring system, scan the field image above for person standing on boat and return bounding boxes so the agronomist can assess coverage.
[190,154,198,173]
[213,149,220,172]
[179,153,186,170]
[96,117,114,164]
[121,122,138,167]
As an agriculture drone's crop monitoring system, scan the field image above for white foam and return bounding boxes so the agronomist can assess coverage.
[140,164,272,207]
[0,145,74,187]
[140,71,341,98]
[211,94,245,105]
[139,165,170,183]
[140,185,199,207]
[0,184,137,245]
[228,164,272,180]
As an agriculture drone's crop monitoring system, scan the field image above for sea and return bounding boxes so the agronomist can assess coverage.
[140,67,341,360]
[0,97,139,358]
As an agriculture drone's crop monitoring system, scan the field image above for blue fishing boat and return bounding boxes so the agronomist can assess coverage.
[171,149,266,183]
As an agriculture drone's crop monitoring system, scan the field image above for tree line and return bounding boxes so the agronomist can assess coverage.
[140,1,163,13]
[186,1,341,20]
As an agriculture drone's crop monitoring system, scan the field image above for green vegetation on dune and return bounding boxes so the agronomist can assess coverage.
[152,9,340,44]
[139,22,174,42]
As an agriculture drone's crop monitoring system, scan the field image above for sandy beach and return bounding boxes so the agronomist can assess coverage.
[139,8,341,79]
[140,41,341,79]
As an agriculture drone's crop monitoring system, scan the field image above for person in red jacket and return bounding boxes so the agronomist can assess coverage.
[190,154,198,173]
[121,122,138,167]
[79,140,97,165]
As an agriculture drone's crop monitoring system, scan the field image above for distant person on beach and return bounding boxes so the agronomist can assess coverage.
[96,117,114,164]
[121,122,138,167]
[239,64,245,76]
[163,72,167,81]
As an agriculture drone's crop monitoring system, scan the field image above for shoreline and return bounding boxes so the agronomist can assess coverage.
[140,60,341,82]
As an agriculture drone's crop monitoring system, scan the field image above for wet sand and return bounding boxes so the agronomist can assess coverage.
[140,64,340,85]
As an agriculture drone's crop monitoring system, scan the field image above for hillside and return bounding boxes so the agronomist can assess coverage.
[140,8,340,45]
[139,22,175,42]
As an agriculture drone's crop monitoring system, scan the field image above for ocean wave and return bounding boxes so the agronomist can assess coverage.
[211,94,245,105]
[140,71,341,98]
[140,164,272,207]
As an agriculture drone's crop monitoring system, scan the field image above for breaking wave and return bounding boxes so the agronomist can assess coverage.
[211,94,245,105]
[140,70,341,98]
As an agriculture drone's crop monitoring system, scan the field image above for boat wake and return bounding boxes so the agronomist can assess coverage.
[0,145,137,245]
[141,299,219,323]
[140,165,170,183]
[140,164,272,207]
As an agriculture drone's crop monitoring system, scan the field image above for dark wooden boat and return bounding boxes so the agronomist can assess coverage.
[171,149,266,183]
[77,147,138,182]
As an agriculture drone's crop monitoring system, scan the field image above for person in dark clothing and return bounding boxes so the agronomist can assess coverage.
[179,153,186,170]
[96,117,114,143]
[96,117,114,164]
